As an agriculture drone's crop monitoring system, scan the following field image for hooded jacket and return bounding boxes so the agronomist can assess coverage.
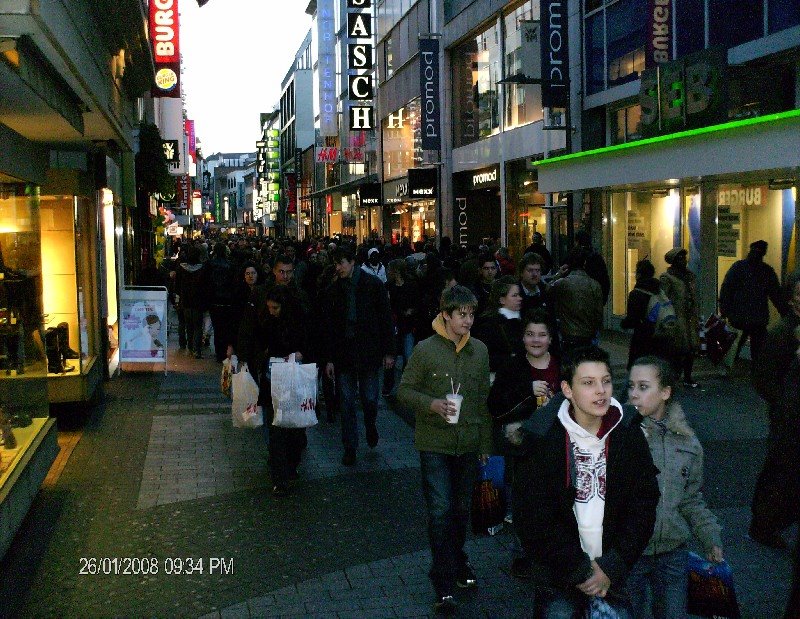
[639,402,722,556]
[512,393,660,594]
[398,314,492,456]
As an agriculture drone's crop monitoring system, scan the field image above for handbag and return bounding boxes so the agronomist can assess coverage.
[220,357,234,399]
[703,314,739,365]
[687,552,741,618]
[231,364,263,428]
[270,354,318,429]
[582,597,625,619]
[471,456,506,536]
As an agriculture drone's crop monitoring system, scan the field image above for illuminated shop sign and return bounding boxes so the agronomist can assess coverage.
[470,165,500,188]
[162,140,180,164]
[409,168,437,198]
[347,0,374,130]
[640,47,727,138]
[419,39,441,150]
[360,183,381,205]
[317,0,337,137]
[150,0,181,98]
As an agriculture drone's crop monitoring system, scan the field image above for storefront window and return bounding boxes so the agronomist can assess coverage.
[382,98,421,180]
[606,0,646,89]
[504,1,543,130]
[506,159,546,260]
[716,185,796,321]
[452,21,501,147]
[609,189,680,316]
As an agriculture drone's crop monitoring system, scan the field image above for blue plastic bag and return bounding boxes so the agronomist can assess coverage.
[583,596,625,619]
[687,551,741,618]
[471,456,506,535]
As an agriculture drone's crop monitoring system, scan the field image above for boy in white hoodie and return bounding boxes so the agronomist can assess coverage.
[512,346,660,618]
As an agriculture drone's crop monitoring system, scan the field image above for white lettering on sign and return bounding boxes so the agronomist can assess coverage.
[547,1,563,82]
[457,198,468,247]
[651,0,670,63]
[412,187,434,196]
[350,106,374,130]
[472,169,498,186]
[718,187,764,208]
[396,182,408,197]
[152,0,177,60]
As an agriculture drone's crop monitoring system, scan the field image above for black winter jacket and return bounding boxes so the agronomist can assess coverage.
[512,393,660,595]
[320,269,394,369]
[473,312,525,374]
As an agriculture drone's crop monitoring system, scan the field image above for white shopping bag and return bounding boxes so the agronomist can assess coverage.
[270,355,318,428]
[231,364,263,428]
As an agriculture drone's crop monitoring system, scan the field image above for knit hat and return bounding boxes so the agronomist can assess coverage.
[664,247,687,265]
[367,247,379,257]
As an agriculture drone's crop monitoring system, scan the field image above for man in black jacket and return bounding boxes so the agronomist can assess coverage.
[321,245,395,466]
[513,346,659,616]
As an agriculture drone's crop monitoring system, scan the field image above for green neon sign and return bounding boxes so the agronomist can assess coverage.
[534,108,800,167]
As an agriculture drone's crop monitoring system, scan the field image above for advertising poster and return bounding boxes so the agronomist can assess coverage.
[120,298,167,361]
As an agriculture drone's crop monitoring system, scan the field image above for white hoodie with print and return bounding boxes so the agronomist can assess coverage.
[557,397,624,561]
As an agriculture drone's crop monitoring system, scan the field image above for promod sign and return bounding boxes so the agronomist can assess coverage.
[150,0,181,98]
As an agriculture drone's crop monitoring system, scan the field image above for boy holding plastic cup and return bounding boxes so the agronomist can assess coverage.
[398,285,492,615]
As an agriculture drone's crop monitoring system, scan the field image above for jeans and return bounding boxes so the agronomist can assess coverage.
[419,451,479,595]
[626,548,688,619]
[183,308,204,354]
[259,378,307,485]
[337,366,380,450]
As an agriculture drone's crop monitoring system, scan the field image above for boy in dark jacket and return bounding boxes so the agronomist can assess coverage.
[512,346,660,617]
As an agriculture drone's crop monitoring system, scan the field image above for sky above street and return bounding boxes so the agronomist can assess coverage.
[180,0,312,155]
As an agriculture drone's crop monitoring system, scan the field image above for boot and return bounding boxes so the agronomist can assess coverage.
[45,327,73,374]
[56,322,80,359]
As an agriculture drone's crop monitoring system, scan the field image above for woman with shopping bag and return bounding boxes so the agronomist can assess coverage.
[238,284,311,497]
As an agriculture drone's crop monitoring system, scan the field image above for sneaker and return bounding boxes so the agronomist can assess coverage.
[748,526,788,549]
[271,484,289,498]
[433,594,457,615]
[341,448,357,466]
[366,422,379,448]
[456,562,477,589]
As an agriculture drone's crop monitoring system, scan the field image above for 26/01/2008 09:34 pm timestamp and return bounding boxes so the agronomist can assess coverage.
[79,557,234,575]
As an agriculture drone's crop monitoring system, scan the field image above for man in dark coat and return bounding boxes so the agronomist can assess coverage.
[321,245,395,466]
[719,239,788,365]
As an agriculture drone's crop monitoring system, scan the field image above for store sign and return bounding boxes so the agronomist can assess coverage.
[360,182,381,205]
[383,177,408,203]
[150,0,181,98]
[162,140,180,164]
[316,147,338,163]
[455,196,501,249]
[342,147,365,162]
[192,190,202,216]
[718,185,766,207]
[640,47,727,137]
[540,0,569,108]
[647,0,672,67]
[470,165,500,189]
[317,0,337,137]
[202,170,210,196]
[176,175,191,210]
[286,173,297,214]
[409,167,437,198]
[717,206,741,257]
[347,0,374,130]
[419,38,441,150]
[185,119,196,164]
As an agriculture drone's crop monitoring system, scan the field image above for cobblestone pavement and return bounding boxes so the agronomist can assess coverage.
[0,323,794,618]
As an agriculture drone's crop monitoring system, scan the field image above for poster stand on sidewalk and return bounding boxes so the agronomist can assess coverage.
[119,286,168,375]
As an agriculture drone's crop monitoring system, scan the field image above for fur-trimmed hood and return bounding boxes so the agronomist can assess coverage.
[640,401,694,439]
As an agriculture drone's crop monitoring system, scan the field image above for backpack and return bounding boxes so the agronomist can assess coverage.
[637,288,678,340]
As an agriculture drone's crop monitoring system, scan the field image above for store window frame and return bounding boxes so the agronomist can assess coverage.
[608,100,642,145]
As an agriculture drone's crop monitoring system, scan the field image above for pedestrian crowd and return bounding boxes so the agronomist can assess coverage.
[153,231,798,618]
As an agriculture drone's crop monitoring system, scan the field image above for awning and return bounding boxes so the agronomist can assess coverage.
[535,109,800,193]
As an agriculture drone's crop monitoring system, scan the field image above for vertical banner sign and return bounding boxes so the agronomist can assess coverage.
[317,0,337,137]
[150,0,181,98]
[286,173,298,214]
[184,119,196,164]
[347,0,374,131]
[647,0,672,68]
[540,0,568,108]
[419,39,441,150]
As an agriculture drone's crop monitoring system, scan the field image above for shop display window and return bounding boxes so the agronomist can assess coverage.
[505,160,546,261]
[382,99,421,180]
[0,184,45,380]
[40,195,99,376]
[503,1,543,130]
[609,189,680,316]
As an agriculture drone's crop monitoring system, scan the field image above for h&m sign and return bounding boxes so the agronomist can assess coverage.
[640,47,727,137]
[347,0,374,130]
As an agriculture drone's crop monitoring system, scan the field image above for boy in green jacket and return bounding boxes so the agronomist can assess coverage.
[398,285,492,615]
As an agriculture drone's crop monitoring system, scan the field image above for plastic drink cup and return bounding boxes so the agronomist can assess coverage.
[445,393,463,424]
